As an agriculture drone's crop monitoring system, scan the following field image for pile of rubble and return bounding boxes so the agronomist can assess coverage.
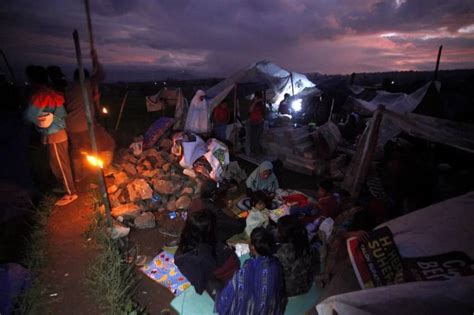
[106,137,200,231]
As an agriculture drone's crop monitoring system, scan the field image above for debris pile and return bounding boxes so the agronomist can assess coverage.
[107,137,201,231]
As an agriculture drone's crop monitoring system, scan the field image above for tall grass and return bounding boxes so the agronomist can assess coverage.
[85,204,145,315]
[14,194,55,314]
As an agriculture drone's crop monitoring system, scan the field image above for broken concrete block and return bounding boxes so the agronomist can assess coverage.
[141,169,160,178]
[176,195,191,210]
[134,212,156,229]
[107,185,118,194]
[113,171,129,186]
[181,187,194,195]
[152,179,180,195]
[122,153,138,164]
[109,221,130,239]
[127,179,153,201]
[162,163,171,173]
[166,200,177,211]
[121,162,138,176]
[159,138,173,151]
[111,203,141,219]
[141,159,152,170]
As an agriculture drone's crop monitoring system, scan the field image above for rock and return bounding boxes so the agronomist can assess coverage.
[141,169,160,178]
[121,162,138,176]
[111,203,141,219]
[143,148,160,159]
[109,221,130,239]
[127,179,153,201]
[176,195,191,210]
[122,153,137,164]
[162,163,171,173]
[181,187,194,195]
[160,151,170,162]
[159,138,173,151]
[142,159,152,170]
[134,212,156,229]
[152,179,180,195]
[107,184,118,194]
[183,168,197,179]
[168,154,177,163]
[166,200,177,211]
[155,156,166,168]
[114,171,129,186]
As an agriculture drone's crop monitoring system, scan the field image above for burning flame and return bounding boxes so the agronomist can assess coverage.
[102,107,108,114]
[86,154,104,169]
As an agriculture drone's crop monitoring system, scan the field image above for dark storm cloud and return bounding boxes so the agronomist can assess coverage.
[1,0,473,81]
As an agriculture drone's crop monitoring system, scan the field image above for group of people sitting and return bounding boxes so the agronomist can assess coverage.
[173,160,347,314]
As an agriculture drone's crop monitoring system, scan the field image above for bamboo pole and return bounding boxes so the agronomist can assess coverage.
[84,0,95,52]
[351,105,385,197]
[115,91,128,131]
[73,30,112,228]
[433,45,443,81]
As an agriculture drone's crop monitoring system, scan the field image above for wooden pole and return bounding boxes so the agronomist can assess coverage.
[233,85,238,147]
[351,105,385,197]
[115,90,128,131]
[0,49,16,83]
[433,45,443,81]
[290,72,295,96]
[84,0,95,52]
[328,98,335,123]
[73,30,112,228]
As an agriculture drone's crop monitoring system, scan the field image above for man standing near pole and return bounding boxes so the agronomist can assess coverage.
[64,49,115,179]
[24,65,78,206]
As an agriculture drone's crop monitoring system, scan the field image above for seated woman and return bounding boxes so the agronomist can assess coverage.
[215,227,286,315]
[175,211,240,297]
[275,215,314,297]
[188,180,245,242]
[246,161,279,207]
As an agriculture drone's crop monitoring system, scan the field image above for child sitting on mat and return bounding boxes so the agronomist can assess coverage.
[245,192,271,237]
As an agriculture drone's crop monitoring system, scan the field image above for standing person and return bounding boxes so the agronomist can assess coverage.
[248,91,265,156]
[278,93,291,116]
[212,101,230,141]
[24,65,77,206]
[64,49,114,179]
[185,90,210,135]
[215,227,286,315]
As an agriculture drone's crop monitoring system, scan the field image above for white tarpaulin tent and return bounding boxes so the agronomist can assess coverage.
[205,60,320,112]
[316,191,474,315]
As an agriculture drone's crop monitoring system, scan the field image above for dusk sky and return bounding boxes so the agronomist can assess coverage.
[1,0,473,81]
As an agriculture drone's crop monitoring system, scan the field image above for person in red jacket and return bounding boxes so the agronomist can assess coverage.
[248,91,265,156]
[212,101,230,141]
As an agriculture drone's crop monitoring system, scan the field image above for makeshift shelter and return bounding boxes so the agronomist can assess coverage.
[343,106,474,196]
[316,191,474,315]
[145,88,188,130]
[206,60,320,112]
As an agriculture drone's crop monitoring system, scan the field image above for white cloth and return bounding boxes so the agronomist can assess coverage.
[185,90,209,134]
[245,208,270,236]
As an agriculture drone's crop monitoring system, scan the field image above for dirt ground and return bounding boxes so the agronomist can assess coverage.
[37,182,101,314]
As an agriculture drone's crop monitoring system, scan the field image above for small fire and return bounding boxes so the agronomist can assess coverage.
[102,107,108,114]
[86,154,104,169]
